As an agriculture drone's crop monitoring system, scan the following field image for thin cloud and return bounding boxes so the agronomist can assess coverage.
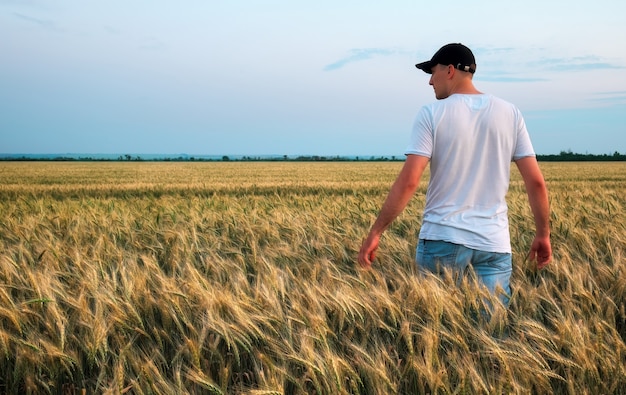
[13,12,63,32]
[473,46,516,56]
[138,36,165,51]
[596,90,626,95]
[529,55,624,72]
[553,62,624,72]
[103,25,121,35]
[323,48,405,71]
[0,0,39,4]
[476,74,547,83]
[471,48,624,82]
[589,91,626,105]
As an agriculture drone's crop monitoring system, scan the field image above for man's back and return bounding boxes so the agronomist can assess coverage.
[405,93,536,253]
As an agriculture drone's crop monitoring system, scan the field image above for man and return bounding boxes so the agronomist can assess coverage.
[358,43,552,306]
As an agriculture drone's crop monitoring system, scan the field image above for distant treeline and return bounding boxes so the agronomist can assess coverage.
[1,155,403,162]
[536,151,626,162]
[1,151,625,162]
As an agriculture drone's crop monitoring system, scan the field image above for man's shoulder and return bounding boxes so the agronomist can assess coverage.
[422,93,502,109]
[419,94,521,114]
[485,94,515,106]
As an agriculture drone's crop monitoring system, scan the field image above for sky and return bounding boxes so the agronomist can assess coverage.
[1,0,625,157]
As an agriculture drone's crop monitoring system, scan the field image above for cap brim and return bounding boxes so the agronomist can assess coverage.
[415,60,435,74]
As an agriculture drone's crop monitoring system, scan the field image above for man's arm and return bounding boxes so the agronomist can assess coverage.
[358,154,429,269]
[515,156,552,269]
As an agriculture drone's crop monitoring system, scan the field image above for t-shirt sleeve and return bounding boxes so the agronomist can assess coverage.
[512,110,536,161]
[405,106,433,157]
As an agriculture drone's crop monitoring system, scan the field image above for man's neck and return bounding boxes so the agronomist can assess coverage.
[449,80,482,95]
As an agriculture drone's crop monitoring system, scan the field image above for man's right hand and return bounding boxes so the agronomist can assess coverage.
[358,233,380,270]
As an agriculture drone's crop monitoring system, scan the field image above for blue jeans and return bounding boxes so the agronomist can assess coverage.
[416,239,512,307]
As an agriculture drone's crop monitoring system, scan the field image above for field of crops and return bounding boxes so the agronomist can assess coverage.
[1,161,625,394]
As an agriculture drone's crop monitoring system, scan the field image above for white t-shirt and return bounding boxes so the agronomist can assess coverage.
[405,93,536,253]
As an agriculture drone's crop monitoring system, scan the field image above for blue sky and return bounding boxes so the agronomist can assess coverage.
[1,0,625,156]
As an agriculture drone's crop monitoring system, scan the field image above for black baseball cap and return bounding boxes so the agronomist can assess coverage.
[415,43,476,74]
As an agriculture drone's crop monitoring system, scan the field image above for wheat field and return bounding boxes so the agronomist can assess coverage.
[0,161,625,394]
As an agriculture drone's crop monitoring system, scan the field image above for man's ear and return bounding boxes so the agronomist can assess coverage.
[447,64,455,78]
